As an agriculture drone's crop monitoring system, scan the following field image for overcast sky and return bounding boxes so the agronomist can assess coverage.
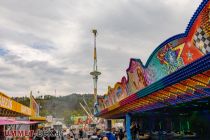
[0,0,201,97]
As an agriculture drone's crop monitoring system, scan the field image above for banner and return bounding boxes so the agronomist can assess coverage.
[30,92,39,116]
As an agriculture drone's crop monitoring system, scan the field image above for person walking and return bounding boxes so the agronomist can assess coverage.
[79,129,83,139]
[118,129,124,140]
[70,129,76,140]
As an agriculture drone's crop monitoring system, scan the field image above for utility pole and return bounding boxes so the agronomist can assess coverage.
[90,29,101,114]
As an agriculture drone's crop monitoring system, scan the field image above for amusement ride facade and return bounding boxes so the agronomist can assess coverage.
[95,0,210,139]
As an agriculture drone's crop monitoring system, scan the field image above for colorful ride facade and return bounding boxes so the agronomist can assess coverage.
[96,0,210,121]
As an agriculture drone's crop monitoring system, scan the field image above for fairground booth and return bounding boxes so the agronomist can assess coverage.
[95,0,210,139]
[0,92,46,139]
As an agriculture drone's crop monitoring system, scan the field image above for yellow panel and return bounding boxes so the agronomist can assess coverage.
[181,78,208,89]
[0,94,13,110]
[192,74,210,85]
[108,102,120,111]
[172,83,195,93]
[30,116,46,121]
[0,91,46,117]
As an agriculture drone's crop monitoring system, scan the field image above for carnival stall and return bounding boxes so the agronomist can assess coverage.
[0,92,46,139]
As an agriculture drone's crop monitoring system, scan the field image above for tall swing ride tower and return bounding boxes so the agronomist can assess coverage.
[90,29,101,113]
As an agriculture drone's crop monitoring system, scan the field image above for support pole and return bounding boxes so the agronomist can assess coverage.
[126,114,132,140]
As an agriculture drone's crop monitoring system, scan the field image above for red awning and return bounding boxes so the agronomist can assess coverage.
[0,119,39,125]
[0,120,16,125]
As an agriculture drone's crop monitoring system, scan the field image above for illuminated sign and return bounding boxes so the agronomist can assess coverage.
[0,94,12,109]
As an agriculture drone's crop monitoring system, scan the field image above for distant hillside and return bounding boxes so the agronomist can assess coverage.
[13,94,94,125]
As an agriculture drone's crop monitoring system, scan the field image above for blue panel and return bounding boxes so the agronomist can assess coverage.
[126,114,132,140]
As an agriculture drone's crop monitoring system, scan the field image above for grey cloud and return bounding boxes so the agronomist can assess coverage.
[3,54,66,76]
[0,18,56,51]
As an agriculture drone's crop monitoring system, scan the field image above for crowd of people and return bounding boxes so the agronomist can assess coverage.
[88,127,125,140]
[62,127,126,140]
[4,124,146,140]
[7,127,126,140]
